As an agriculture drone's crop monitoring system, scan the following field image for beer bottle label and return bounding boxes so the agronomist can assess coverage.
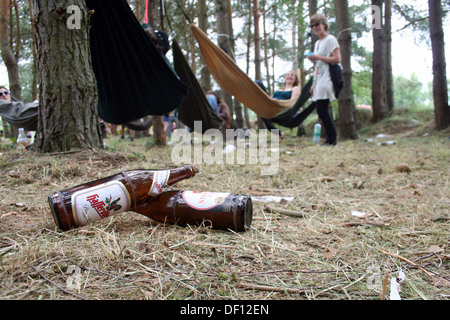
[72,181,131,227]
[182,191,230,211]
[149,170,170,196]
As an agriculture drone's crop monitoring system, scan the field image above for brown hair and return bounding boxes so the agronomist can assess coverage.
[310,13,329,31]
[281,70,300,89]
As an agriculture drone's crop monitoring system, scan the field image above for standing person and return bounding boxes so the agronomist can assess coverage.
[163,111,177,138]
[120,125,135,141]
[308,13,341,146]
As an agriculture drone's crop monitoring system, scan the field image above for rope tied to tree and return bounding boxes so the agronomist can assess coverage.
[338,27,352,36]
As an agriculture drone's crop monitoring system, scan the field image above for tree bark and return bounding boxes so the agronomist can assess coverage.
[253,0,264,129]
[0,0,21,100]
[244,0,252,129]
[262,2,270,92]
[334,0,358,139]
[198,0,211,92]
[308,0,318,50]
[34,0,101,152]
[224,0,244,129]
[297,0,306,85]
[253,0,261,82]
[384,0,394,112]
[134,0,141,21]
[428,0,450,129]
[28,0,39,101]
[147,0,165,145]
[215,0,234,124]
[295,0,307,137]
[290,0,297,70]
[371,0,388,122]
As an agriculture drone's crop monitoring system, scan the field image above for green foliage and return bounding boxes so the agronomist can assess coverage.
[394,73,432,108]
[352,70,373,106]
[352,72,434,109]
[19,62,36,102]
[2,0,448,119]
[1,0,35,101]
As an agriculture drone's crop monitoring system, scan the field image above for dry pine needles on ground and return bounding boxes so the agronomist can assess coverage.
[0,123,449,300]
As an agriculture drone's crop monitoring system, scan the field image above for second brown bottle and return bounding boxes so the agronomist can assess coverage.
[134,191,253,232]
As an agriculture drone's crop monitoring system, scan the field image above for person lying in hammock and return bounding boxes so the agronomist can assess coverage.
[257,71,317,141]
[206,91,231,133]
[0,86,38,131]
[261,70,300,140]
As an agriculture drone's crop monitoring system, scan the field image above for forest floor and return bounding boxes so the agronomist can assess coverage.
[0,108,449,302]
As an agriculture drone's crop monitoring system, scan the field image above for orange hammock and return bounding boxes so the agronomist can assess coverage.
[189,23,301,119]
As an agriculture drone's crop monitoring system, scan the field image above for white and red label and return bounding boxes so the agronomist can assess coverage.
[182,191,230,210]
[72,181,131,226]
[149,170,170,196]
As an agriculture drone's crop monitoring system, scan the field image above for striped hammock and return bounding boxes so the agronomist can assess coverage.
[189,24,302,119]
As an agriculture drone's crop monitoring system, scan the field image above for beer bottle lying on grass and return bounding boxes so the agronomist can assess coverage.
[48,165,253,232]
[135,191,253,232]
[48,165,198,231]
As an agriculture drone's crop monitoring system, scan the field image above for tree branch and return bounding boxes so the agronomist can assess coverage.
[28,263,89,300]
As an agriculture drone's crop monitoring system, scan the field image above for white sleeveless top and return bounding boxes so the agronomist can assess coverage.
[312,35,339,101]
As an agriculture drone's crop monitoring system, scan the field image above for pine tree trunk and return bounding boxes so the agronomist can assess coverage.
[253,0,264,129]
[253,0,261,81]
[334,0,358,139]
[371,0,388,122]
[308,0,318,50]
[297,0,306,85]
[384,0,394,112]
[147,0,165,145]
[262,2,271,93]
[134,0,141,21]
[428,0,450,130]
[215,0,233,124]
[295,0,307,137]
[29,0,39,101]
[198,0,211,92]
[244,0,252,129]
[34,0,101,152]
[226,0,244,129]
[0,0,21,100]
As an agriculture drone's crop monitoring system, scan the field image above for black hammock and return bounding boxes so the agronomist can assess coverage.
[273,78,313,126]
[172,40,222,133]
[86,0,188,125]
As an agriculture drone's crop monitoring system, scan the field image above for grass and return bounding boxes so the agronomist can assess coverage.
[0,109,448,300]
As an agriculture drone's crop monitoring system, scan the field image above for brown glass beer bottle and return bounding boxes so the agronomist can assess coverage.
[48,165,198,231]
[134,191,253,232]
